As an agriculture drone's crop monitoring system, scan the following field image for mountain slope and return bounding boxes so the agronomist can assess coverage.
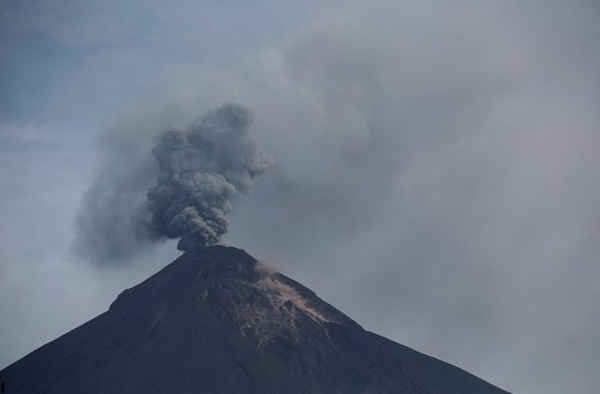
[0,246,509,394]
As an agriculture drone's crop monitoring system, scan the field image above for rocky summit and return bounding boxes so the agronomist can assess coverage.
[0,246,509,394]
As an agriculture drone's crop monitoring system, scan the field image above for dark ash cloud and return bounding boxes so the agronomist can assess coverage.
[146,104,271,251]
[75,104,271,262]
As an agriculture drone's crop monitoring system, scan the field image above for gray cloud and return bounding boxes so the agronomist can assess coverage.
[74,104,270,262]
[146,104,271,251]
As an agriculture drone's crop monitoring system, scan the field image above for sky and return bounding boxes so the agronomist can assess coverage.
[1,1,599,393]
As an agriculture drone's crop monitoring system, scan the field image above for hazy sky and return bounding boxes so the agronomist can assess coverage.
[1,1,599,393]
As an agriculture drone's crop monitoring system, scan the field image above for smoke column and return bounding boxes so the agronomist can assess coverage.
[75,104,271,261]
[145,104,271,251]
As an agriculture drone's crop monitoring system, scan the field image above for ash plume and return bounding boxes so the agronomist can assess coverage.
[145,104,271,251]
[75,104,271,261]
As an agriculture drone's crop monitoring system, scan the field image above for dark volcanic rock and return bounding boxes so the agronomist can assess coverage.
[0,246,509,394]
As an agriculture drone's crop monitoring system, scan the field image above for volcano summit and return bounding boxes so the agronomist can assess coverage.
[0,246,509,394]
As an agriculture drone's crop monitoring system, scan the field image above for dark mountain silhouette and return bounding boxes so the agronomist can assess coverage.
[0,246,509,394]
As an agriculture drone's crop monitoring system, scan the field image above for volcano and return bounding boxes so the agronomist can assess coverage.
[0,246,509,394]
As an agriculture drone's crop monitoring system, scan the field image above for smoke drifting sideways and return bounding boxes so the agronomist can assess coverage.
[75,104,272,263]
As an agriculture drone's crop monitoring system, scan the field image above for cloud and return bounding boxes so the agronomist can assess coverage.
[74,104,271,262]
